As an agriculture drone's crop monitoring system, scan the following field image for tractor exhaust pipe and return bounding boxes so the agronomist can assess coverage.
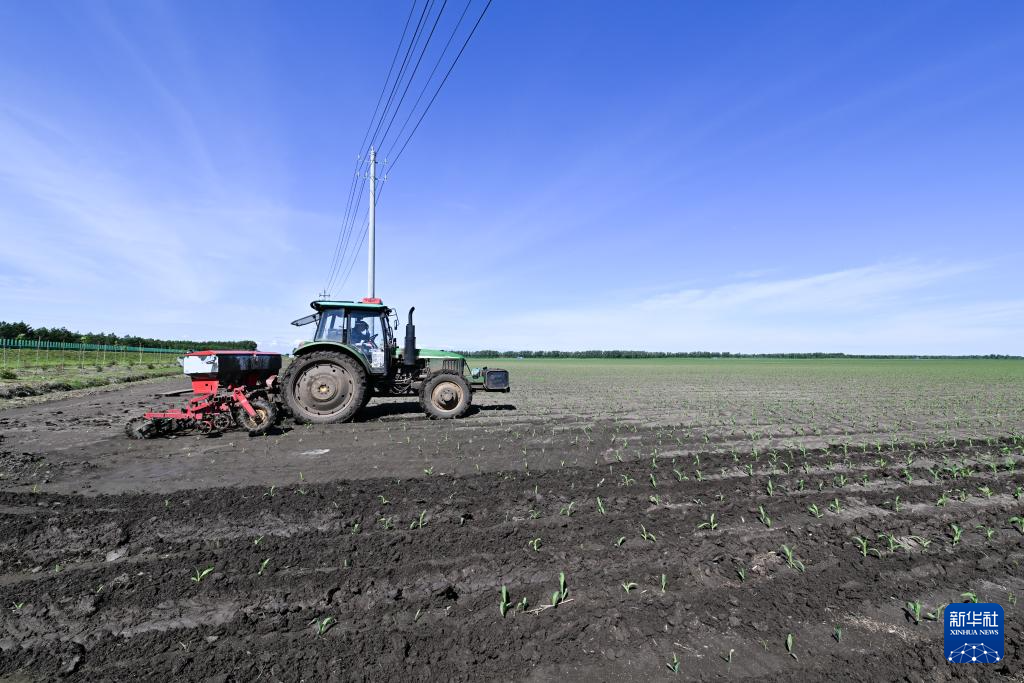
[404,307,418,367]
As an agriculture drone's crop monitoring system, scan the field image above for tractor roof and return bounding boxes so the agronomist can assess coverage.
[310,298,388,312]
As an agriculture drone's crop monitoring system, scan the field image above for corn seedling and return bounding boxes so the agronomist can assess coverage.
[852,536,871,558]
[780,544,805,572]
[721,648,734,664]
[808,503,823,518]
[885,496,903,513]
[313,616,336,637]
[905,600,922,624]
[596,497,606,515]
[499,586,513,617]
[828,498,842,513]
[976,525,996,541]
[878,532,906,553]
[936,491,950,507]
[757,505,772,528]
[622,581,638,593]
[950,523,963,546]
[615,535,626,546]
[961,590,978,603]
[559,501,576,517]
[785,633,796,659]
[833,626,842,642]
[409,510,427,529]
[924,604,945,621]
[736,567,746,582]
[639,524,657,542]
[666,653,680,674]
[908,535,931,549]
[697,513,718,531]
[1010,516,1024,533]
[191,566,214,583]
[649,494,661,505]
[258,558,270,576]
[766,478,774,496]
[661,573,668,592]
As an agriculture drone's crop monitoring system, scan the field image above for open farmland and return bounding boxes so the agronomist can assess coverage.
[0,346,180,400]
[1,358,1023,680]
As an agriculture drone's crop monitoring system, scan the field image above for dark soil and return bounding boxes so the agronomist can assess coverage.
[1,371,1022,680]
[1,437,1022,680]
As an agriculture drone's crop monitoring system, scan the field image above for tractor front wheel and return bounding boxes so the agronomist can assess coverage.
[281,351,368,424]
[419,371,472,419]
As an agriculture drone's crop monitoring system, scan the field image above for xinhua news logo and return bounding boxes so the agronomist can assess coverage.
[944,603,1004,663]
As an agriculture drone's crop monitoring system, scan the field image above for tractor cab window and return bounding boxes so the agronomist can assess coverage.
[315,311,345,342]
[348,310,386,371]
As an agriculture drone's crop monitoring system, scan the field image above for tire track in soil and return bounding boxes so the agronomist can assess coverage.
[1,440,1023,680]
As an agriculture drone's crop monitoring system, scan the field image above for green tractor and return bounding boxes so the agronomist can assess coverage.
[280,297,509,423]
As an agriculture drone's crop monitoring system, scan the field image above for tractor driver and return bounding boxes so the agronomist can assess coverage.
[350,320,375,347]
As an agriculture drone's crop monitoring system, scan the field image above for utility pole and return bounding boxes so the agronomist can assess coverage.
[367,147,376,299]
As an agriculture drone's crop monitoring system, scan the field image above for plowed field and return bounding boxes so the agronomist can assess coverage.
[1,359,1022,681]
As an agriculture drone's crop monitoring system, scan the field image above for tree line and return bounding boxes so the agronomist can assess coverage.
[0,321,257,351]
[456,350,1020,359]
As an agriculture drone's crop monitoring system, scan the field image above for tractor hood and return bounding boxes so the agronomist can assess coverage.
[393,348,464,360]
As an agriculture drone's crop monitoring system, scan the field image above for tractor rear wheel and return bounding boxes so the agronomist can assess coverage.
[419,371,472,419]
[236,398,277,436]
[281,351,367,424]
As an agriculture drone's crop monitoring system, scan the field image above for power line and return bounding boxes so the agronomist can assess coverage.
[385,0,474,157]
[323,1,419,294]
[323,0,494,295]
[389,0,493,169]
[376,0,449,152]
[365,0,435,156]
[325,1,434,293]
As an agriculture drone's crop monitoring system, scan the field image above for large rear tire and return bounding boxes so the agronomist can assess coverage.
[281,351,368,424]
[419,371,472,419]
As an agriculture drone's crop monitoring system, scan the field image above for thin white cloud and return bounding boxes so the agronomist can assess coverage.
[433,262,1021,355]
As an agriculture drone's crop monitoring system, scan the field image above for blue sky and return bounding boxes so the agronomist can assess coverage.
[1,1,1021,354]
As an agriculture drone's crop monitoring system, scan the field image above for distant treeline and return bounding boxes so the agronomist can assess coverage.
[456,350,1021,360]
[0,321,257,351]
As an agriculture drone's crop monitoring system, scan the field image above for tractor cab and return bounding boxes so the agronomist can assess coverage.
[293,298,394,374]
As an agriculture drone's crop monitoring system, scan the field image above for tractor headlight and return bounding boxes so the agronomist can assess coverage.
[471,367,481,378]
